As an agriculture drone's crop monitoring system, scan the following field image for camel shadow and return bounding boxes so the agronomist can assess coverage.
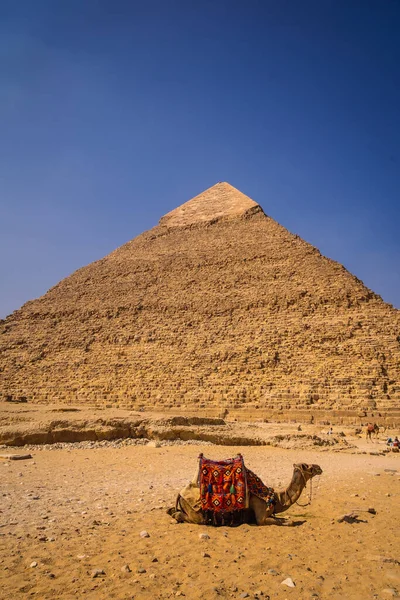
[248,518,307,527]
[290,519,307,527]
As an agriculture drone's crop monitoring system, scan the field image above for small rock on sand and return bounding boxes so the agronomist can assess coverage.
[30,562,37,568]
[139,530,150,538]
[91,569,105,578]
[281,577,295,588]
[121,564,131,573]
[199,533,210,540]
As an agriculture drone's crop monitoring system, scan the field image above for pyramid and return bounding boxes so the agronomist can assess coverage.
[1,182,400,422]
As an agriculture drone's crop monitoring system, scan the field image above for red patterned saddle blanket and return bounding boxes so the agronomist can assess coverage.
[199,454,248,513]
[245,468,276,507]
[198,454,276,516]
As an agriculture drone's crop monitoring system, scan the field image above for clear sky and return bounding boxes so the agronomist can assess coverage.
[1,0,399,319]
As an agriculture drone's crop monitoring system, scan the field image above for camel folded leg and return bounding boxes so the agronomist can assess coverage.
[167,495,205,525]
[167,508,191,523]
[250,495,294,526]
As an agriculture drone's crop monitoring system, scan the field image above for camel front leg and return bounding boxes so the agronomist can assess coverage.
[257,514,295,526]
[250,495,294,526]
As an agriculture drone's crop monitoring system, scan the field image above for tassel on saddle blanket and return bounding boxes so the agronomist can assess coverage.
[198,454,276,524]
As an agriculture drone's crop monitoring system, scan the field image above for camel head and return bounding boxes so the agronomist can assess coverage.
[293,463,323,482]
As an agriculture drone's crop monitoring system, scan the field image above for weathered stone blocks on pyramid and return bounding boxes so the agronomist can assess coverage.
[1,182,399,421]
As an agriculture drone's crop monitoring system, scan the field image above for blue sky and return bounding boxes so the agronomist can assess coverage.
[1,0,399,319]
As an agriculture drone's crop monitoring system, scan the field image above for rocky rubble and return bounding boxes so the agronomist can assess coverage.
[0,403,358,451]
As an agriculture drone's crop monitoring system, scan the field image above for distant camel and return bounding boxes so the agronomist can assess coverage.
[366,423,379,441]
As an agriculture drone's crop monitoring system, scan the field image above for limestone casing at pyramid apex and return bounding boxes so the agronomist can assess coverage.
[158,181,264,228]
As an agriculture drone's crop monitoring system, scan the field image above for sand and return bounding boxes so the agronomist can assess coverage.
[1,436,400,600]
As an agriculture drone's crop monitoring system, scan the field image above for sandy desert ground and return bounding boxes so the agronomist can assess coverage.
[1,424,400,600]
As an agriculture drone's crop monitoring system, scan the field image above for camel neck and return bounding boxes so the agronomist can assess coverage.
[274,468,308,513]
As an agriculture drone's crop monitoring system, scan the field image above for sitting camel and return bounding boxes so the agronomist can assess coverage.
[168,462,322,527]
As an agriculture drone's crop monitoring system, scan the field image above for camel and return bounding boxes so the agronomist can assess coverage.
[366,423,379,441]
[167,462,322,526]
